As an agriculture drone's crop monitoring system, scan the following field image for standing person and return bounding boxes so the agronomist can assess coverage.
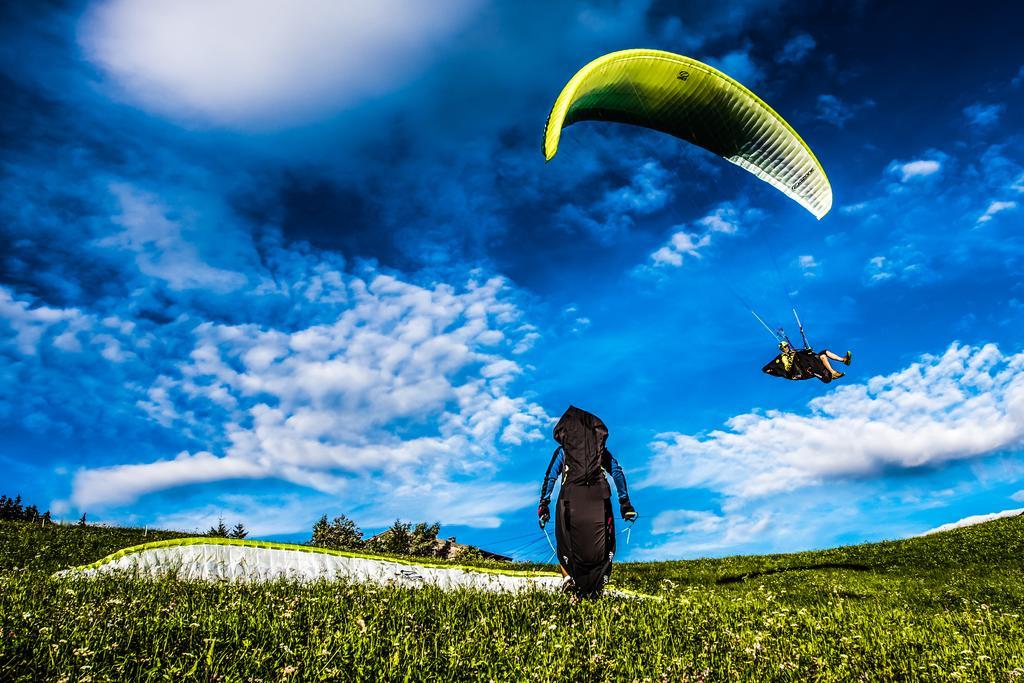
[537,405,636,598]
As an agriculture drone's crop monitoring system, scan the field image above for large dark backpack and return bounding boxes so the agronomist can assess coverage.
[553,405,608,486]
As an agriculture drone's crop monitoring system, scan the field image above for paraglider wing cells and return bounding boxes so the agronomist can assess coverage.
[543,49,832,219]
[57,538,563,593]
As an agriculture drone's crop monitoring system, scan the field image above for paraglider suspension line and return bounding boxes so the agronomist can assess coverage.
[750,307,786,344]
[730,288,785,343]
[542,525,557,560]
[793,308,811,350]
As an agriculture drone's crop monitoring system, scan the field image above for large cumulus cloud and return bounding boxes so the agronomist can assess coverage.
[645,343,1024,498]
[79,0,482,128]
[55,265,549,519]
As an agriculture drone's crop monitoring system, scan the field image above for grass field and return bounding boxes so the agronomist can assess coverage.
[2,516,1024,681]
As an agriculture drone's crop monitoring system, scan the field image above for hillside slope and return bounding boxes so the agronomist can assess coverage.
[2,517,1023,681]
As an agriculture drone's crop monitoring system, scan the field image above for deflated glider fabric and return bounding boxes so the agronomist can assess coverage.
[543,49,832,219]
[57,537,562,593]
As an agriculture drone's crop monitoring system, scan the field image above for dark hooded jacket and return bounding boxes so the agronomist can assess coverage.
[539,406,630,506]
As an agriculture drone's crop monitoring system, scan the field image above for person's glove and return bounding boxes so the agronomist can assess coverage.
[537,503,550,528]
[620,502,637,522]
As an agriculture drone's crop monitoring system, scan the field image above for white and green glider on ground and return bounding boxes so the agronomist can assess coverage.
[59,537,563,593]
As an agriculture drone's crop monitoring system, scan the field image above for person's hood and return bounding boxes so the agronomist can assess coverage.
[553,405,608,453]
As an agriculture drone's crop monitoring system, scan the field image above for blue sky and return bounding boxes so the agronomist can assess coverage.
[2,0,1023,561]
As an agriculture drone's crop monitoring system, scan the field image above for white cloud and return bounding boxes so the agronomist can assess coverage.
[775,33,815,64]
[80,0,480,128]
[571,317,591,333]
[648,203,757,268]
[815,94,852,128]
[643,343,1024,499]
[148,495,318,536]
[100,183,248,291]
[815,95,874,129]
[0,289,81,355]
[963,102,1005,128]
[921,508,1023,535]
[557,160,672,244]
[654,1,783,54]
[69,271,550,526]
[651,509,725,535]
[1011,490,1024,503]
[707,49,761,86]
[639,508,775,558]
[651,232,711,266]
[74,451,269,508]
[602,161,671,215]
[890,158,942,182]
[863,243,932,287]
[0,287,141,361]
[697,208,741,235]
[865,255,892,282]
[143,481,534,536]
[357,480,534,529]
[840,202,869,215]
[977,200,1018,225]
[798,254,817,277]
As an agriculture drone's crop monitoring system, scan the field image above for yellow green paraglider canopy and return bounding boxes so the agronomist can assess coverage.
[543,49,832,219]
